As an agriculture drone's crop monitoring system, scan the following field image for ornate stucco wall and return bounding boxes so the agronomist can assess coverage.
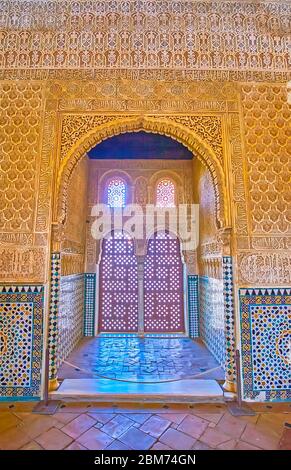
[0,0,290,401]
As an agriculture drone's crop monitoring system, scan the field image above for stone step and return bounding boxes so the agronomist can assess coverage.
[50,378,224,403]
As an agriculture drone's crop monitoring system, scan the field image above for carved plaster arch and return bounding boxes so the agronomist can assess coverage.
[55,115,228,229]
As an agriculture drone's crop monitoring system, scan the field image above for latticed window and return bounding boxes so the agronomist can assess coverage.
[156,178,176,207]
[98,231,138,332]
[144,231,184,332]
[107,177,126,207]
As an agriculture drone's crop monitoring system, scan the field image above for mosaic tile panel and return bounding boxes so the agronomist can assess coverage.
[240,288,291,402]
[57,274,84,369]
[48,252,61,381]
[0,285,44,400]
[199,276,225,368]
[222,256,236,385]
[188,275,199,338]
[84,273,96,337]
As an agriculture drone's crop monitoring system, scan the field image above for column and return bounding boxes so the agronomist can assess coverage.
[48,251,61,391]
[218,227,236,393]
[136,254,145,337]
[222,255,236,392]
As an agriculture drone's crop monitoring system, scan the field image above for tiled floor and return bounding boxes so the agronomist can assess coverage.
[0,401,290,450]
[58,335,224,382]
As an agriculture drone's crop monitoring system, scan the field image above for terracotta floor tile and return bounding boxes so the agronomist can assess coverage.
[157,413,187,425]
[140,415,171,438]
[192,440,212,450]
[190,410,225,425]
[159,428,196,450]
[151,442,172,450]
[216,411,247,438]
[35,427,73,450]
[62,414,96,439]
[257,413,290,437]
[101,415,134,439]
[0,426,31,450]
[54,413,81,425]
[235,440,262,451]
[277,428,291,450]
[77,427,113,450]
[199,427,231,448]
[177,414,209,439]
[240,422,280,450]
[216,439,237,450]
[17,414,60,440]
[125,414,152,424]
[3,403,35,413]
[0,412,21,433]
[119,427,156,450]
[21,441,43,450]
[106,440,130,450]
[87,412,115,424]
[65,441,88,450]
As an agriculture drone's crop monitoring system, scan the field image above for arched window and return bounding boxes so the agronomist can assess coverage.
[156,178,176,207]
[107,177,126,208]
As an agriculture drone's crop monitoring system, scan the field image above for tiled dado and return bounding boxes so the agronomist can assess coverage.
[57,274,84,369]
[0,285,44,400]
[199,276,225,367]
[48,252,61,381]
[188,275,199,338]
[84,273,96,337]
[240,288,291,402]
[222,256,236,386]
[48,253,97,379]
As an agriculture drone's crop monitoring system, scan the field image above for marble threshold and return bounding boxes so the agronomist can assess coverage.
[50,378,224,403]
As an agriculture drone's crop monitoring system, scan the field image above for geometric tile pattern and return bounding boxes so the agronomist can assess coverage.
[188,275,199,338]
[57,274,84,369]
[199,276,225,368]
[84,273,96,337]
[0,285,44,400]
[48,252,61,381]
[222,256,236,385]
[240,288,291,402]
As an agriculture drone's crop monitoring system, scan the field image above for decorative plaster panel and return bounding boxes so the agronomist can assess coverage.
[0,1,289,76]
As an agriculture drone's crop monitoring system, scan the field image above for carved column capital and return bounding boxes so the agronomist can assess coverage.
[217,226,232,256]
[51,222,65,252]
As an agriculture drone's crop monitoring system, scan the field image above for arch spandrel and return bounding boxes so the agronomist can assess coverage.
[55,115,229,230]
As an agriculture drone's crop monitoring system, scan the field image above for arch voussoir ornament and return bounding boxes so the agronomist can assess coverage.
[56,114,227,230]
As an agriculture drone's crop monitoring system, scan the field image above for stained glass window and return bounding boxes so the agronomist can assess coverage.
[107,177,126,207]
[156,179,175,207]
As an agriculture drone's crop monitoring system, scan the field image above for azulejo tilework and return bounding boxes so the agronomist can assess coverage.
[199,276,225,368]
[84,273,96,337]
[188,275,199,338]
[48,252,61,381]
[57,274,84,369]
[240,288,291,402]
[222,256,236,385]
[0,285,44,400]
